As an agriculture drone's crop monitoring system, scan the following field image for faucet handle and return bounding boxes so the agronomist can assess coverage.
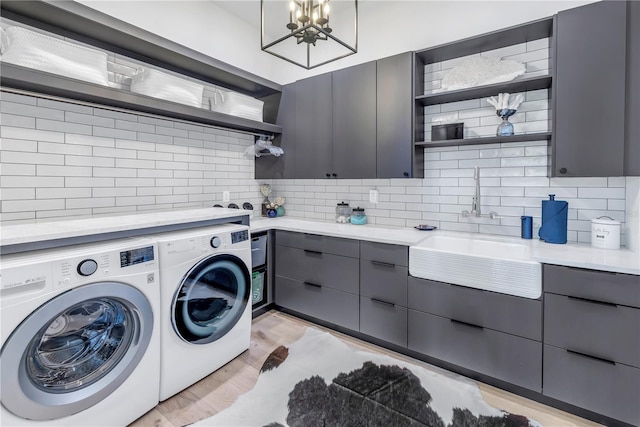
[488,211,502,220]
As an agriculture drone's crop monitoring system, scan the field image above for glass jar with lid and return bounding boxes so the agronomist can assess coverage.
[335,201,351,223]
[350,207,367,225]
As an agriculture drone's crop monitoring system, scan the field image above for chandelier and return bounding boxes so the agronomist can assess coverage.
[261,0,358,70]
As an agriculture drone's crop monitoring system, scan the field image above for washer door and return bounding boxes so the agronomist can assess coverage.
[0,282,153,421]
[173,254,250,344]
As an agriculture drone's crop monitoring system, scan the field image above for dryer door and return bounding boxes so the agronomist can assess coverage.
[173,254,250,344]
[0,282,153,421]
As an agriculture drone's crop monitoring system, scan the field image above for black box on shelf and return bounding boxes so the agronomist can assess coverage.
[431,123,463,141]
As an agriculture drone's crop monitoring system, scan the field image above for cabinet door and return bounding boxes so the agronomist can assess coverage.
[377,52,420,178]
[626,0,640,176]
[553,1,627,177]
[255,83,296,179]
[294,73,333,178]
[332,62,377,178]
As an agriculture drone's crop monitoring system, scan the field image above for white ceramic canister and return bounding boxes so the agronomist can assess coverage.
[591,216,621,249]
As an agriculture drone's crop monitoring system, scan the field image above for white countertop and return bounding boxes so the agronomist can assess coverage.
[252,217,640,275]
[0,208,250,248]
[2,212,637,275]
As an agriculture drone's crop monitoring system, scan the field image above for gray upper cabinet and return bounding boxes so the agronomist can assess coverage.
[553,0,627,177]
[293,73,333,179]
[332,62,377,178]
[257,53,423,179]
[625,0,640,176]
[377,52,422,178]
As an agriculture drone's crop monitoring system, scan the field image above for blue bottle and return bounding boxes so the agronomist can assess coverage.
[521,216,533,239]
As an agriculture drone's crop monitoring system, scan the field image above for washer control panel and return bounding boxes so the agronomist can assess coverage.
[231,229,249,244]
[77,259,98,276]
[210,236,222,248]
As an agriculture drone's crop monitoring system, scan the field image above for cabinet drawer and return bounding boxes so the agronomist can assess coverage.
[544,293,640,367]
[408,277,542,341]
[359,296,407,347]
[360,259,408,306]
[544,264,640,308]
[276,230,359,258]
[275,275,359,330]
[543,344,640,426]
[408,310,541,391]
[360,241,408,267]
[275,245,359,294]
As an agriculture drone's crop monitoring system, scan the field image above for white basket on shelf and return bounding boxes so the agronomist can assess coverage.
[1,26,110,86]
[130,68,204,108]
[210,89,264,122]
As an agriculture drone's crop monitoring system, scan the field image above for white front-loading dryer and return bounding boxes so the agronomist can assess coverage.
[0,237,160,426]
[155,224,251,401]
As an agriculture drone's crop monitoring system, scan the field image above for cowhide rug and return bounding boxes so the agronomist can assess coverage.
[194,328,541,427]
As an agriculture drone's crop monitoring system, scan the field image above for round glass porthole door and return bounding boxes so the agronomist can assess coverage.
[173,254,250,344]
[0,282,153,421]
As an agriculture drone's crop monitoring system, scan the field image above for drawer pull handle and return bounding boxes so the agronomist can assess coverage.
[371,260,396,268]
[371,298,395,307]
[450,319,484,330]
[303,281,322,288]
[566,349,616,366]
[567,296,618,308]
[303,249,323,256]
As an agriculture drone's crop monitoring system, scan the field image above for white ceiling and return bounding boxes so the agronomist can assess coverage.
[78,1,598,84]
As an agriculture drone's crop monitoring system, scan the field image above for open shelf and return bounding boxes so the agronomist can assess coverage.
[415,132,552,148]
[415,75,552,106]
[1,64,283,135]
[0,0,281,98]
[415,17,553,64]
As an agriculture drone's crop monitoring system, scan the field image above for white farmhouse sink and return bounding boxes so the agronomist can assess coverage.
[409,232,541,299]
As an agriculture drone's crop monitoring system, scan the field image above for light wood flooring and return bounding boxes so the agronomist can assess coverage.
[130,310,602,427]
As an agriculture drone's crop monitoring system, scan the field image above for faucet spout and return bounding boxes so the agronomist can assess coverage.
[471,166,481,216]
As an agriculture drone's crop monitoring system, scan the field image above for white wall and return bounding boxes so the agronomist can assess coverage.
[78,0,598,84]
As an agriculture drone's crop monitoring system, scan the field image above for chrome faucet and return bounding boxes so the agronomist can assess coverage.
[462,166,500,219]
[471,166,481,216]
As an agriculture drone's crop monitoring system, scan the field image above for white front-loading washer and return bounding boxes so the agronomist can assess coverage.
[155,224,251,401]
[0,237,160,426]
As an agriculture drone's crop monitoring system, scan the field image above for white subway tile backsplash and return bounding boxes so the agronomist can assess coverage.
[1,95,628,245]
[36,118,92,135]
[36,188,91,199]
[94,126,137,140]
[2,151,64,165]
[66,134,114,147]
[1,113,36,128]
[1,102,64,121]
[1,126,64,143]
[65,111,115,127]
[37,165,91,177]
[2,188,35,200]
[2,199,65,212]
[2,139,38,152]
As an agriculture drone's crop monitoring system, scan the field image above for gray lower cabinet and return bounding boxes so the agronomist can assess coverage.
[542,264,640,425]
[407,275,542,391]
[274,231,360,330]
[408,310,542,392]
[359,241,409,346]
[543,345,640,426]
[408,277,542,341]
[276,276,359,330]
[360,296,407,347]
